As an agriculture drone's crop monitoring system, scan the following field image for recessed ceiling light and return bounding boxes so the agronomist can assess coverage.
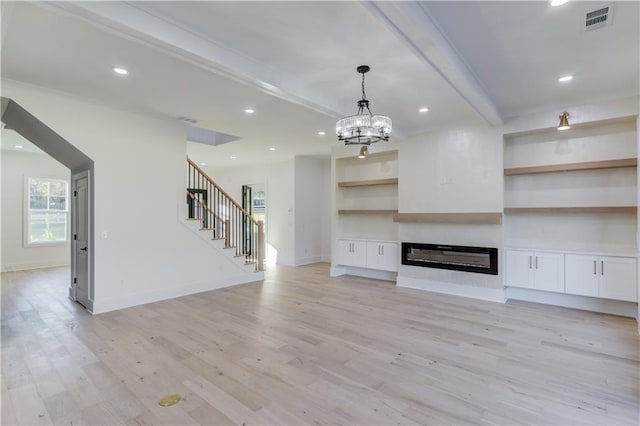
[15,145,23,149]
[418,107,430,113]
[200,162,207,166]
[269,147,276,151]
[230,156,237,159]
[112,67,129,75]
[317,131,326,136]
[549,0,569,6]
[244,109,255,114]
[558,74,574,83]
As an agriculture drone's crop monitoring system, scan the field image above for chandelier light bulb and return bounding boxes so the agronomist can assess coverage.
[336,65,392,145]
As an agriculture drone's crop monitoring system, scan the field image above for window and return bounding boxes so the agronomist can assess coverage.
[27,178,69,244]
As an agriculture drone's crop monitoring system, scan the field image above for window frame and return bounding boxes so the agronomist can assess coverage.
[24,176,70,247]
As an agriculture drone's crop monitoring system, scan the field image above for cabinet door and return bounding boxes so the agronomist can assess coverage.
[505,250,533,289]
[599,257,637,302]
[565,254,599,297]
[532,252,564,293]
[366,242,397,272]
[336,240,366,268]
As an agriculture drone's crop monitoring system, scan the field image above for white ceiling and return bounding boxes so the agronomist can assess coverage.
[1,1,638,167]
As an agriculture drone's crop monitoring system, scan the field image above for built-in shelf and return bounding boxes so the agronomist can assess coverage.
[338,178,398,187]
[338,209,398,215]
[392,212,503,225]
[504,158,637,176]
[504,206,637,214]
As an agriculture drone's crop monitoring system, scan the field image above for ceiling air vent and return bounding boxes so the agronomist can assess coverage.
[585,4,613,31]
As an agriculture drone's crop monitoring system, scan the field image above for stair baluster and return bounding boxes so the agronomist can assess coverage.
[186,157,264,271]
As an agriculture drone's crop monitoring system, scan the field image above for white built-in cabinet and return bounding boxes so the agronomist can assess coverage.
[503,116,638,307]
[336,240,366,268]
[506,248,637,302]
[505,250,564,293]
[333,148,399,277]
[565,254,637,302]
[365,241,398,272]
[336,239,398,272]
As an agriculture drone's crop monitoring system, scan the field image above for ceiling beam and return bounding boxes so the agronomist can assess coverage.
[40,1,347,120]
[364,1,504,127]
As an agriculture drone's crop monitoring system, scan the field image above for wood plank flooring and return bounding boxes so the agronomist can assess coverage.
[2,263,639,425]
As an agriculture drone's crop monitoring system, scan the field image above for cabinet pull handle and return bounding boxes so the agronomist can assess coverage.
[379,245,381,255]
[535,256,538,269]
[601,261,604,276]
[381,245,384,256]
[529,256,532,269]
[593,260,597,275]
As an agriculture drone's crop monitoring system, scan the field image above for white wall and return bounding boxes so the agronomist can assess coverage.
[294,156,331,265]
[1,149,71,271]
[2,80,260,314]
[399,124,503,213]
[397,122,504,294]
[210,160,296,266]
[637,114,640,328]
[503,118,637,254]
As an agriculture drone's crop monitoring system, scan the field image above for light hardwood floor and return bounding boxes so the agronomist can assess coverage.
[2,263,639,425]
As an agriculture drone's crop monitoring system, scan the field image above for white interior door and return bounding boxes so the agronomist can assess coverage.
[72,170,90,308]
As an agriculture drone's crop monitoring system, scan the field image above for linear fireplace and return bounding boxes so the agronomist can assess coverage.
[402,242,498,275]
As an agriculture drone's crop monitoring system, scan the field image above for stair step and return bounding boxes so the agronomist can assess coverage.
[211,237,225,241]
[234,254,249,258]
[200,227,215,231]
[185,218,200,221]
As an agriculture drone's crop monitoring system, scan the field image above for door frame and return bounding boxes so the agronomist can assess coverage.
[70,169,93,311]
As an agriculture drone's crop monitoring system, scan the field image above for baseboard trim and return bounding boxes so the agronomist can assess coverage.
[2,260,70,272]
[331,265,397,282]
[396,275,505,303]
[295,256,323,266]
[92,273,263,314]
[330,266,347,277]
[505,287,638,318]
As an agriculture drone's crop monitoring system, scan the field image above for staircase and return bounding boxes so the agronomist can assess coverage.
[186,157,264,272]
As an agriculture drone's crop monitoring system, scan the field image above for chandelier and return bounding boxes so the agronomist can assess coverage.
[336,65,392,145]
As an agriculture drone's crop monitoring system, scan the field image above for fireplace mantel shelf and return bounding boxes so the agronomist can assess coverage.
[337,178,398,187]
[393,212,503,225]
[338,209,398,215]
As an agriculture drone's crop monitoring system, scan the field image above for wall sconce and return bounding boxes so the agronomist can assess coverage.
[557,112,571,130]
[357,145,368,159]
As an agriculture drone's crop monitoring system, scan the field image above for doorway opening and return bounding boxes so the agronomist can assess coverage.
[242,183,269,265]
[2,97,94,312]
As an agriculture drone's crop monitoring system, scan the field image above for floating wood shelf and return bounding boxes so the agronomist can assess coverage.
[338,209,398,215]
[504,207,637,214]
[338,178,398,187]
[392,212,503,225]
[504,158,637,176]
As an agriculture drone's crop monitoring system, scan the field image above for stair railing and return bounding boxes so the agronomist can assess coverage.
[187,157,264,272]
